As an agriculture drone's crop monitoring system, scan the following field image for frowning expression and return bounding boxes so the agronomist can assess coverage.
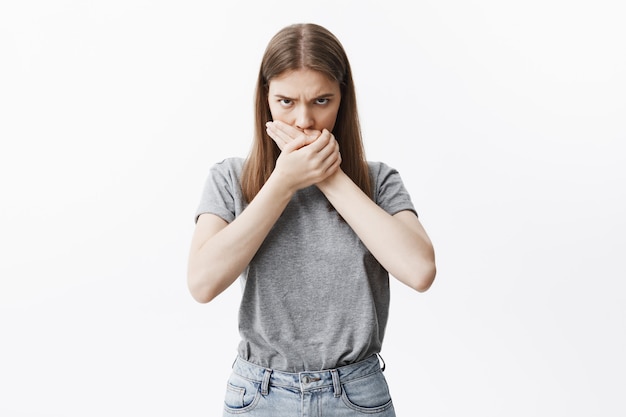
[267,68,341,133]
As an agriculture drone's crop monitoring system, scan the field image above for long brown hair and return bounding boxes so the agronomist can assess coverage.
[241,23,372,203]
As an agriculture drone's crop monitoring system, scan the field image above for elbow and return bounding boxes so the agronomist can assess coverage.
[187,271,221,304]
[187,257,240,303]
[404,261,437,293]
[189,287,218,304]
[188,284,220,304]
[414,265,436,292]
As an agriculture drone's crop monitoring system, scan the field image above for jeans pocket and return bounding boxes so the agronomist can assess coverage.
[341,370,394,413]
[223,373,261,414]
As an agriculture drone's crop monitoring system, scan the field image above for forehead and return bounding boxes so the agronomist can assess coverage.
[268,68,340,96]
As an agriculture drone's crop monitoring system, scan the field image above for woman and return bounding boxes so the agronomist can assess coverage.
[188,23,436,416]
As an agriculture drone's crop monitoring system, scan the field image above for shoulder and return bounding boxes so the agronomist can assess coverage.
[196,157,246,221]
[367,160,399,182]
[367,160,390,173]
[210,157,245,174]
[206,157,245,181]
[366,160,416,213]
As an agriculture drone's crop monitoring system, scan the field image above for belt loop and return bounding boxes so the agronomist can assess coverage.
[261,368,272,396]
[330,369,341,398]
[376,353,386,372]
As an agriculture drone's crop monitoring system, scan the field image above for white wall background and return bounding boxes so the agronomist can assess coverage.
[1,1,624,416]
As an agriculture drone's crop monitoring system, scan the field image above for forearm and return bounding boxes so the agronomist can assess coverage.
[317,171,436,291]
[188,175,294,302]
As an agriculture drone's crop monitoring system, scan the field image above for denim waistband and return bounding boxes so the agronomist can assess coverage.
[231,354,383,396]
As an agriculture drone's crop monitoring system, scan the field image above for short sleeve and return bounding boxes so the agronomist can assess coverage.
[369,161,418,217]
[194,158,245,223]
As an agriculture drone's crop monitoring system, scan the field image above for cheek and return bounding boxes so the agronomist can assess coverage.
[322,109,340,130]
[268,103,286,122]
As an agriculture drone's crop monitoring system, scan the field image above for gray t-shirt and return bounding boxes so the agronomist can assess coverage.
[195,157,417,372]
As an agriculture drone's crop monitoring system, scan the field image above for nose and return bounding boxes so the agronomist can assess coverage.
[295,105,314,130]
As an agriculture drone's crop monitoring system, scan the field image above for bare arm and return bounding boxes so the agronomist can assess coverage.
[318,170,436,292]
[187,131,341,303]
[187,178,292,303]
[266,121,436,292]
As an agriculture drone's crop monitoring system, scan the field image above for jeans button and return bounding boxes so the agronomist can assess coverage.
[302,375,310,384]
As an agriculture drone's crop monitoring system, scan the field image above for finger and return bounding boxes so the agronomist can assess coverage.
[273,121,323,148]
[307,129,334,153]
[271,120,304,140]
[266,123,301,152]
[267,121,305,147]
[265,125,288,150]
[303,129,322,145]
[316,147,341,181]
[324,151,342,175]
[321,141,341,169]
[283,134,308,152]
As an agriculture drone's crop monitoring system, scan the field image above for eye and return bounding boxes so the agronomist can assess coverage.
[279,99,293,106]
[315,98,329,105]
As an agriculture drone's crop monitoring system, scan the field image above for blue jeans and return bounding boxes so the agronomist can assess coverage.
[222,354,396,416]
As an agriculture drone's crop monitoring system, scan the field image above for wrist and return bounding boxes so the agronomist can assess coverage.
[316,168,345,193]
[265,171,298,200]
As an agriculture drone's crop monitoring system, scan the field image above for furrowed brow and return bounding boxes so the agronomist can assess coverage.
[272,93,336,100]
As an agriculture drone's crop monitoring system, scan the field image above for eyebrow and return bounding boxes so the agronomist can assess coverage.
[272,93,336,100]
